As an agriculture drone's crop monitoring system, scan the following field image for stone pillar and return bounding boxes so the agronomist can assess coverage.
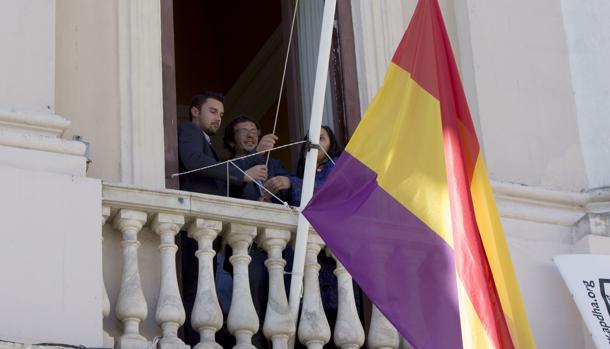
[117,0,165,188]
[114,209,150,349]
[331,255,364,349]
[188,219,224,349]
[399,337,414,349]
[297,232,330,349]
[152,213,187,349]
[0,0,87,176]
[0,1,101,346]
[226,223,259,349]
[258,228,295,349]
[102,206,114,348]
[560,0,610,189]
[367,305,399,349]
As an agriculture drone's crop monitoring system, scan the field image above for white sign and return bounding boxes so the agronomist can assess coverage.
[555,254,610,348]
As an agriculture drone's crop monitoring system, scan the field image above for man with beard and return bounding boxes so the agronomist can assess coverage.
[178,92,269,195]
[219,115,287,349]
[178,92,273,347]
[222,114,286,201]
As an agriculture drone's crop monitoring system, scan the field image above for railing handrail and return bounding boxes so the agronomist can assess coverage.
[102,182,299,231]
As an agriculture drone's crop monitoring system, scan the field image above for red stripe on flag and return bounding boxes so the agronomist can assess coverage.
[392,0,480,182]
[444,136,515,349]
[392,1,514,345]
[422,1,515,347]
[394,0,514,346]
[392,0,440,100]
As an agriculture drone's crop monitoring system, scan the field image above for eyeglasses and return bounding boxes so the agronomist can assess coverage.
[235,128,260,137]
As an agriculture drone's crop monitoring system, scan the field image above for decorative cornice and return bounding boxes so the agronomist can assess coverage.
[0,109,71,137]
[0,109,86,157]
[492,180,610,229]
[0,128,86,156]
[492,180,587,226]
[583,187,610,214]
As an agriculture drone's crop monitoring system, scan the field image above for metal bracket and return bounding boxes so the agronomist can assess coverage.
[306,139,321,151]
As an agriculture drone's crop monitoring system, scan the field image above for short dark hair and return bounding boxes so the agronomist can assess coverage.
[223,114,261,155]
[296,125,342,177]
[189,91,225,121]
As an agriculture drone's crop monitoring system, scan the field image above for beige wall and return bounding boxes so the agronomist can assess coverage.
[0,165,102,347]
[501,217,585,348]
[462,0,588,192]
[561,0,610,189]
[0,0,55,114]
[55,0,121,182]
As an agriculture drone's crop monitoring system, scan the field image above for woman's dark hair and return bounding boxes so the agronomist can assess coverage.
[189,91,225,121]
[222,114,261,155]
[296,125,342,178]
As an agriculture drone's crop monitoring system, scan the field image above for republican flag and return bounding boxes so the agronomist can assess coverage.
[302,0,536,348]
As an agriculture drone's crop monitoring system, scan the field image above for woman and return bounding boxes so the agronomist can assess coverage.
[263,125,342,206]
[265,126,362,343]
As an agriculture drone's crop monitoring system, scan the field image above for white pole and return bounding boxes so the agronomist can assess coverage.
[288,0,337,321]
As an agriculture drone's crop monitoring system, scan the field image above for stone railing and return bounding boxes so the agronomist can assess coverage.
[101,183,402,349]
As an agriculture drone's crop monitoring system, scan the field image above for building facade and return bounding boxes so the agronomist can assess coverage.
[1,0,609,348]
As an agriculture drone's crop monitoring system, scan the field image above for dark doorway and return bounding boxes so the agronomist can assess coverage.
[173,0,298,170]
[164,0,361,186]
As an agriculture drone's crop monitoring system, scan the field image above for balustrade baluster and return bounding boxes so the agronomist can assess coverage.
[367,305,399,349]
[331,254,364,349]
[152,213,187,349]
[113,209,149,349]
[258,228,295,349]
[226,223,259,349]
[297,232,330,349]
[188,218,224,349]
[102,206,114,348]
[399,336,414,349]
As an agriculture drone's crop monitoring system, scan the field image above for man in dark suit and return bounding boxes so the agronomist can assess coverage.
[178,92,269,195]
[221,114,290,349]
[178,92,274,347]
[222,114,287,201]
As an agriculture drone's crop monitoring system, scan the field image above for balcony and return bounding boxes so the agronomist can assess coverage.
[101,183,402,349]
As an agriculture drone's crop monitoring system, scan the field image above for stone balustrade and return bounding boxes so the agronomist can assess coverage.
[101,183,401,349]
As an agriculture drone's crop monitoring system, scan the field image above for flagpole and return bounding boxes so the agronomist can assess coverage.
[288,0,337,322]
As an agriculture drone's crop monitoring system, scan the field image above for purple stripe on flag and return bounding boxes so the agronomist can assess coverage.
[303,152,462,349]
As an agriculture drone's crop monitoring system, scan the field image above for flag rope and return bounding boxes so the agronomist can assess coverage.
[228,161,297,212]
[171,140,307,177]
[266,0,300,167]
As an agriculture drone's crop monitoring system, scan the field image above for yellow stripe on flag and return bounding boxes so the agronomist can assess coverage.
[456,277,495,348]
[346,63,453,247]
[470,155,536,349]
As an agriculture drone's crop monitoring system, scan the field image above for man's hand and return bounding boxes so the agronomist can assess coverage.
[264,176,291,194]
[258,195,272,202]
[244,165,268,182]
[256,134,278,153]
